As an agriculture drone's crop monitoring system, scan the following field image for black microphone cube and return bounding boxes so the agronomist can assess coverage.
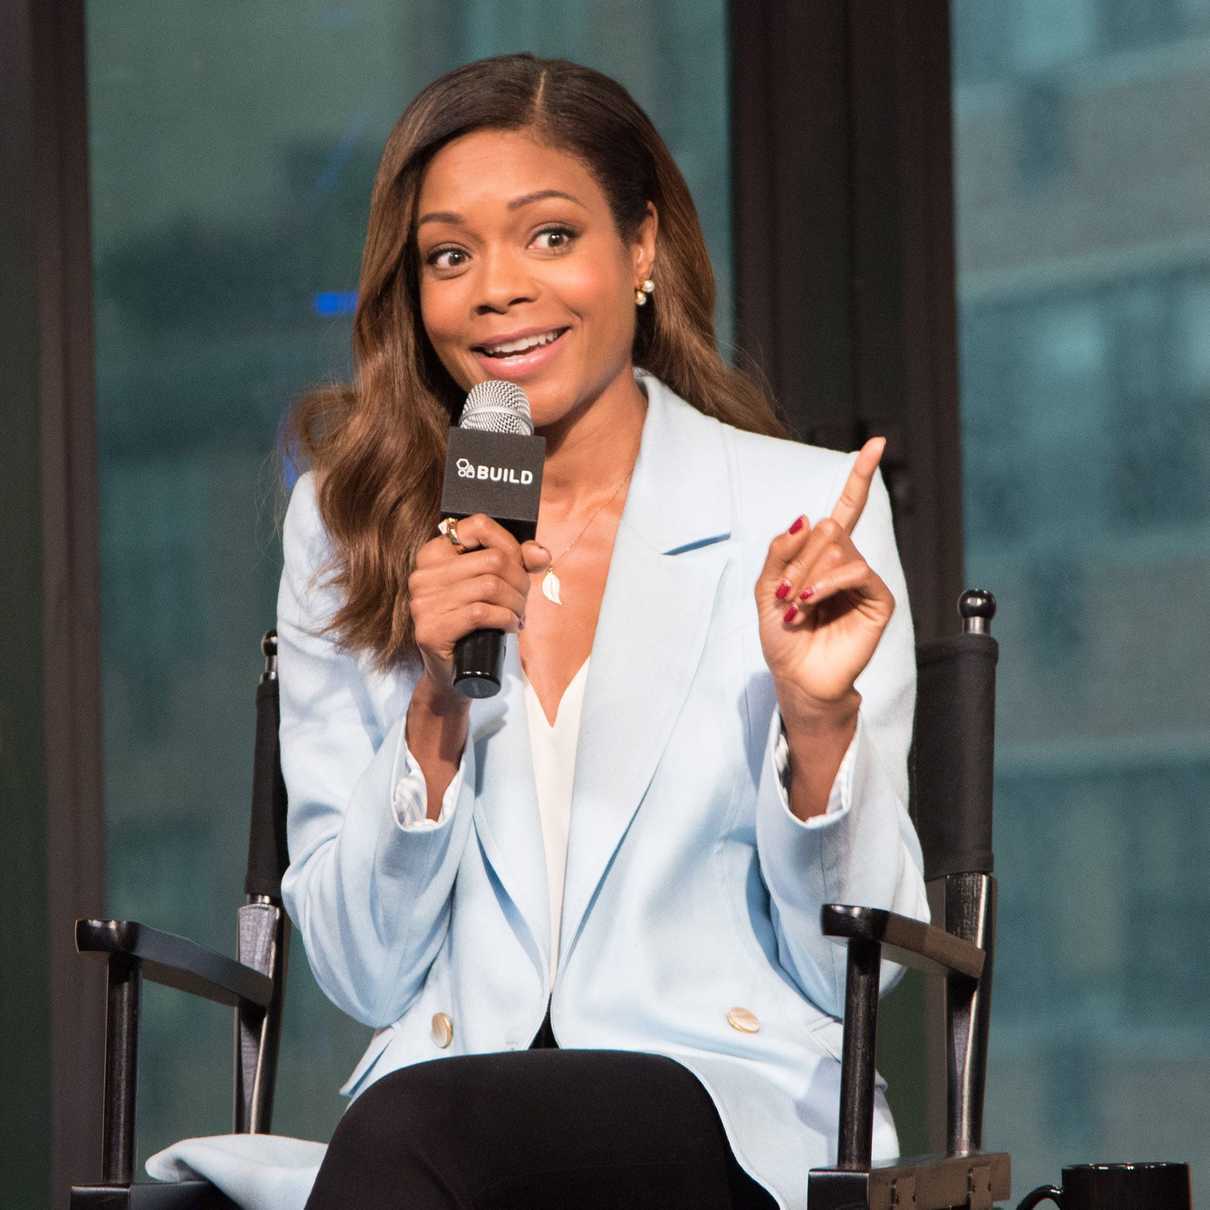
[439,427,546,544]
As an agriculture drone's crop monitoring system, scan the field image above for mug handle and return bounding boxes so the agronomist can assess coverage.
[1017,1187,1063,1210]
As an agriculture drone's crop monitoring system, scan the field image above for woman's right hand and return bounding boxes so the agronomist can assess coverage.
[407,513,551,697]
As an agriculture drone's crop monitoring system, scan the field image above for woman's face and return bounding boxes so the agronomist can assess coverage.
[414,128,656,429]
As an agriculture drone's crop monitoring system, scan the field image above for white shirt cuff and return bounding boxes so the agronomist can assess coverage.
[774,715,856,821]
[392,737,461,830]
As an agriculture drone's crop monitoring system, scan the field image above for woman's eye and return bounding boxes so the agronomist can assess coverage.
[532,226,577,252]
[426,246,468,271]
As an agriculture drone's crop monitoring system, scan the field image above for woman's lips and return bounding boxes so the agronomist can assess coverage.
[471,327,569,379]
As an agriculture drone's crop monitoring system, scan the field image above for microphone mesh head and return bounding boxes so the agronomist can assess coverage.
[460,380,534,436]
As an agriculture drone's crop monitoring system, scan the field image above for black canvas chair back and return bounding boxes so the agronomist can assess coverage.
[233,632,291,1136]
[71,633,290,1208]
[808,589,1008,1210]
[913,589,999,1161]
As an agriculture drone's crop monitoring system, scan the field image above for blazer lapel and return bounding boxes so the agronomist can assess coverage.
[469,641,551,972]
[558,374,733,967]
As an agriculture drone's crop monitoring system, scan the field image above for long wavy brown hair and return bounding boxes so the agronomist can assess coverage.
[288,52,789,669]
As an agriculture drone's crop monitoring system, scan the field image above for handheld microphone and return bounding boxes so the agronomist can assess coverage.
[440,380,546,698]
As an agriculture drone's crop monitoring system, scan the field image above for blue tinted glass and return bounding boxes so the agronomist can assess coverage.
[953,0,1210,1195]
[87,0,729,1165]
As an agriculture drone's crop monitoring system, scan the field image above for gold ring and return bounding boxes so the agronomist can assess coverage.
[438,516,468,553]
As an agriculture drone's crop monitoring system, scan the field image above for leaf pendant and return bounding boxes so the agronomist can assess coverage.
[541,567,563,605]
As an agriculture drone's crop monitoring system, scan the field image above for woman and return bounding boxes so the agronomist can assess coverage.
[279,52,927,1210]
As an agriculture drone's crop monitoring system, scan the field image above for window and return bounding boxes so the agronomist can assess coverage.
[954,1,1210,1190]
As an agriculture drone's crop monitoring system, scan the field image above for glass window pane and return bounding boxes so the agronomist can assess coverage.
[87,0,729,1165]
[953,1,1210,1195]
[1014,0,1097,71]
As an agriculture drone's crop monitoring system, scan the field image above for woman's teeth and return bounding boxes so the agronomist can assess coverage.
[480,329,565,358]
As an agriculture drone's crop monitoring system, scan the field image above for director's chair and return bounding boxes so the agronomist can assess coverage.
[71,591,1007,1210]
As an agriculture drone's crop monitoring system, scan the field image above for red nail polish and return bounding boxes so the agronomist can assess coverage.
[789,516,804,535]
[775,580,791,600]
[799,586,814,602]
[783,604,798,623]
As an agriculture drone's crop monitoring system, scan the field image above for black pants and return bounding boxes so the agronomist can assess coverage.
[305,1010,778,1209]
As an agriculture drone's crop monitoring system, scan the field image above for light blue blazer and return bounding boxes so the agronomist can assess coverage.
[271,372,927,1209]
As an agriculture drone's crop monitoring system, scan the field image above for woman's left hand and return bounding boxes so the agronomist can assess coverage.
[754,438,895,726]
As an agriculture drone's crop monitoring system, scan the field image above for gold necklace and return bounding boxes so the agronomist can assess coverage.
[540,468,633,606]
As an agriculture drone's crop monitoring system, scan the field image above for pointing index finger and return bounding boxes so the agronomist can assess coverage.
[830,436,886,534]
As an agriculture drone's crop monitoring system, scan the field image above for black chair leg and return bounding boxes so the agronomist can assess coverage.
[837,937,881,1171]
[103,954,141,1186]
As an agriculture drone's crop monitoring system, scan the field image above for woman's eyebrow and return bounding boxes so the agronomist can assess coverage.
[416,209,463,228]
[507,189,585,211]
[417,189,586,228]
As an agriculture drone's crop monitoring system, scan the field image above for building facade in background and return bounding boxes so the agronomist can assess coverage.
[953,0,1210,1191]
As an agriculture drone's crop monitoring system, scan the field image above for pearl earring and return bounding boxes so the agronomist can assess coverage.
[635,278,655,306]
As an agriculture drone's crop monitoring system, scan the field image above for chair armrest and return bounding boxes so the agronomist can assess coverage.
[76,918,273,1008]
[821,905,984,980]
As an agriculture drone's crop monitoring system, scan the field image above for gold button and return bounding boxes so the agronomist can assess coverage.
[726,1006,760,1034]
[430,1011,454,1048]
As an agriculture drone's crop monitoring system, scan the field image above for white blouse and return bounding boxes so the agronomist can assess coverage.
[520,657,590,986]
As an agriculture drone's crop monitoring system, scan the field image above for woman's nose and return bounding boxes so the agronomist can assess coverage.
[473,246,536,313]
